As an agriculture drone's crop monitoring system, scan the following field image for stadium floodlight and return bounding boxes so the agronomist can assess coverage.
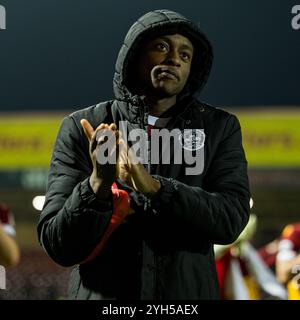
[32,196,45,211]
[249,198,254,209]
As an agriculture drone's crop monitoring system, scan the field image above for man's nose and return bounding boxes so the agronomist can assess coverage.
[165,50,181,66]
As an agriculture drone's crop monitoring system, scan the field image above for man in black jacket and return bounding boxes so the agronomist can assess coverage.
[37,9,250,299]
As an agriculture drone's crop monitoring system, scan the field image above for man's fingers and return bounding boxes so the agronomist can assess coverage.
[109,123,117,131]
[91,124,110,151]
[93,124,118,141]
[87,122,119,154]
[94,122,116,133]
[80,119,94,142]
[95,123,109,132]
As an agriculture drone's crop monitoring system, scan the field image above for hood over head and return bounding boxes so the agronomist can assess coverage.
[113,9,213,105]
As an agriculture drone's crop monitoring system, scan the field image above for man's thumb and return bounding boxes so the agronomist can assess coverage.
[80,119,94,142]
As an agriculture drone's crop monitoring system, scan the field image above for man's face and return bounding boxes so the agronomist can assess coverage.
[135,33,194,99]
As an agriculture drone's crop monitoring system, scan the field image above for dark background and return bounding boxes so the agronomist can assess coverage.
[0,0,299,111]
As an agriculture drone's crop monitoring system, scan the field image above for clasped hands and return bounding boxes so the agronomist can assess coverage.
[80,119,161,200]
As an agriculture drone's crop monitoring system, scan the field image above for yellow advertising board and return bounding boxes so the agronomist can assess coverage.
[0,115,64,169]
[236,109,300,167]
[0,109,300,169]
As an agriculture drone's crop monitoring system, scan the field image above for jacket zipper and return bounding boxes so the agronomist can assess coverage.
[141,103,158,300]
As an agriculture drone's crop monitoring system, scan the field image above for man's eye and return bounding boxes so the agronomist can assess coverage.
[181,52,190,60]
[156,43,168,51]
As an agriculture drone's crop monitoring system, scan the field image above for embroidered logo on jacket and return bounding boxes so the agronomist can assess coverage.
[179,129,205,151]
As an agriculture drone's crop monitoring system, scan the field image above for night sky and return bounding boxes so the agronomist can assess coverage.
[0,0,299,112]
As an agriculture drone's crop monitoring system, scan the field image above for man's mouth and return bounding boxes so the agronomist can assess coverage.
[153,66,179,81]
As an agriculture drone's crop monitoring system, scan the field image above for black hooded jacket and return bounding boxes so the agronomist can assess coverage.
[37,10,250,300]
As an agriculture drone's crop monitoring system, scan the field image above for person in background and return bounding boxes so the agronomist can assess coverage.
[276,222,300,299]
[215,214,260,299]
[257,238,279,273]
[0,203,20,268]
[215,214,287,300]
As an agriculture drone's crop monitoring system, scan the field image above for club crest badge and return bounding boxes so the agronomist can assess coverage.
[179,129,205,151]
